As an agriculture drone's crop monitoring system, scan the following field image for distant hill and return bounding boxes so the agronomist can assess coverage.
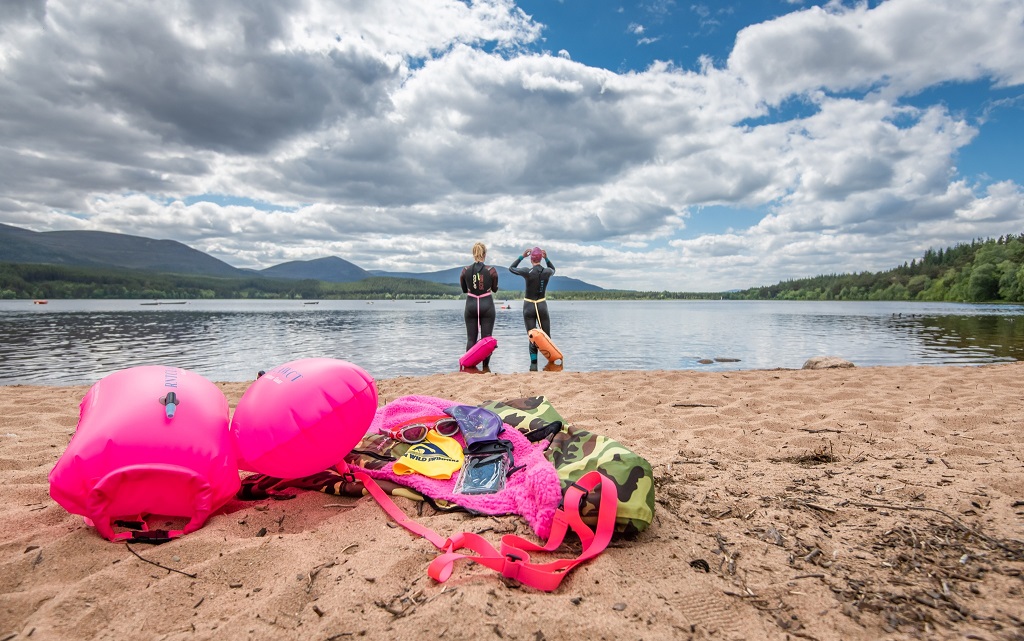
[0,223,249,278]
[370,266,604,292]
[0,223,604,291]
[260,256,370,282]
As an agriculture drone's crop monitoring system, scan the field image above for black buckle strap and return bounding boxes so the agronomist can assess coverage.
[127,529,172,544]
[558,481,589,511]
[113,519,145,529]
[524,420,563,443]
[466,439,515,469]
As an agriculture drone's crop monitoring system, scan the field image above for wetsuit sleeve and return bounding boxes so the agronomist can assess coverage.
[544,258,555,276]
[509,255,529,277]
[460,266,469,293]
[488,266,499,292]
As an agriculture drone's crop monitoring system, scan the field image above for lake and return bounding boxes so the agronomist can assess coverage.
[2,299,1023,386]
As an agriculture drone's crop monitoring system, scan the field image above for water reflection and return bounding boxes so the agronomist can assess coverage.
[890,314,1024,363]
[1,300,1022,385]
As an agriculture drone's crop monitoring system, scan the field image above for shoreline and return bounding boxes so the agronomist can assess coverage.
[2,363,1023,640]
[2,359,1020,390]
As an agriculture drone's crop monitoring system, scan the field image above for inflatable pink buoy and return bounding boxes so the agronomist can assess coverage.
[49,366,240,542]
[231,358,377,479]
[459,336,497,368]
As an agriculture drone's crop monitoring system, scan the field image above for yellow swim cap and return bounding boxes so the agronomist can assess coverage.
[392,431,464,480]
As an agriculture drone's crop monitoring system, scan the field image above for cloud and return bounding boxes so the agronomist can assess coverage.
[728,0,1024,103]
[1,0,1023,291]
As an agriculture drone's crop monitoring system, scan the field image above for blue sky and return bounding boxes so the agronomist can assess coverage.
[1,0,1022,291]
[515,0,1023,239]
[517,0,821,71]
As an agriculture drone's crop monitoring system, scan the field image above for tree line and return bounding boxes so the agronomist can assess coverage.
[726,234,1024,302]
[4,233,1024,302]
[0,263,462,300]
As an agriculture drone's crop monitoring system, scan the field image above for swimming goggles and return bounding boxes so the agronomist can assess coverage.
[383,414,461,444]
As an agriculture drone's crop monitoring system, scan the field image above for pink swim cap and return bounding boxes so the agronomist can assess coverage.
[530,247,543,261]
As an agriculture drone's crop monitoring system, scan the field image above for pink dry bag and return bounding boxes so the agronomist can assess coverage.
[49,366,240,542]
[230,358,378,479]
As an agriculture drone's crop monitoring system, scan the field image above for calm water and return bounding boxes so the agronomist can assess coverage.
[2,299,1023,386]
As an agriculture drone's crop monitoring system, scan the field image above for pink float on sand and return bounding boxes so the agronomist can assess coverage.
[459,336,497,368]
[49,366,240,542]
[230,358,378,479]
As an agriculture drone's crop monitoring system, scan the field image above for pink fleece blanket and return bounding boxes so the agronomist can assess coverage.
[356,395,562,539]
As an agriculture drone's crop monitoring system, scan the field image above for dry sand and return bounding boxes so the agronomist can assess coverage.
[1,364,1023,641]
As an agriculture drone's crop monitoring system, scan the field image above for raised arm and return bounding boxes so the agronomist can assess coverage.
[509,253,529,277]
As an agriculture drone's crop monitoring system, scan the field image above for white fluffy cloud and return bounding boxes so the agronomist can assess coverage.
[728,0,1024,102]
[1,0,1023,291]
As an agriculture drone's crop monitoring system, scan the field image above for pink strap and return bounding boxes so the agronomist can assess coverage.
[427,472,616,591]
[341,458,618,592]
[467,291,491,337]
[337,461,449,548]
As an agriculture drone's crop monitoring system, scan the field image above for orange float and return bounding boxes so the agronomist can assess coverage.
[528,328,563,364]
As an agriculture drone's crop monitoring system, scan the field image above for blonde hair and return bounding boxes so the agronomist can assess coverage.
[472,242,487,262]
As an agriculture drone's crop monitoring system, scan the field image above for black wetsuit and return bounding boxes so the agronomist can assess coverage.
[509,255,555,359]
[460,262,499,366]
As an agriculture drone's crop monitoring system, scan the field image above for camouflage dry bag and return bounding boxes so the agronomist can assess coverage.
[482,396,655,537]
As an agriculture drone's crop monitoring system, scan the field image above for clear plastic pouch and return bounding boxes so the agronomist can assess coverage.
[453,453,508,495]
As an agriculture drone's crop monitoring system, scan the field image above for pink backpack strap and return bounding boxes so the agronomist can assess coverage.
[338,462,449,549]
[337,461,617,592]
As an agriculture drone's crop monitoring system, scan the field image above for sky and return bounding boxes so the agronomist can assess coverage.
[1,0,1023,292]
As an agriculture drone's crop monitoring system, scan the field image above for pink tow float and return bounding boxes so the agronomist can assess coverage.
[50,358,378,542]
[230,358,378,479]
[459,336,497,368]
[49,366,240,542]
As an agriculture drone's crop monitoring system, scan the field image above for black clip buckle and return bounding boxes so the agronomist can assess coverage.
[558,481,589,511]
[113,519,146,530]
[128,529,172,544]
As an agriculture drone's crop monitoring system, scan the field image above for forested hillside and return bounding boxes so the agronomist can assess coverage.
[5,233,1024,302]
[731,234,1024,302]
[0,264,461,300]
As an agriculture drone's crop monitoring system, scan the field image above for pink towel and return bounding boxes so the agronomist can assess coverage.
[358,395,562,538]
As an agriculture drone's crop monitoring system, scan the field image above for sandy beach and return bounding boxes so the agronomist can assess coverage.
[2,363,1023,641]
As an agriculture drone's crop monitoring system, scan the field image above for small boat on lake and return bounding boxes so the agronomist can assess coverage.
[303,301,320,305]
[140,301,187,306]
[33,300,48,305]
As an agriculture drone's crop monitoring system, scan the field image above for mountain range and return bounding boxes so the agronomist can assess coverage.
[0,223,603,292]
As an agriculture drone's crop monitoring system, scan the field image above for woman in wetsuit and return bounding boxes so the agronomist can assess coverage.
[509,246,555,369]
[460,242,499,369]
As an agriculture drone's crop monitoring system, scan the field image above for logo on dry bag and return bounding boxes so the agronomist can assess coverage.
[163,368,178,389]
[264,365,304,384]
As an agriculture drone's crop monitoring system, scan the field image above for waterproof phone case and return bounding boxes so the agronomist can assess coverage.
[453,453,508,495]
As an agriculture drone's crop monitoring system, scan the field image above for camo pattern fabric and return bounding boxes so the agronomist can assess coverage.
[236,433,464,512]
[482,396,655,537]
